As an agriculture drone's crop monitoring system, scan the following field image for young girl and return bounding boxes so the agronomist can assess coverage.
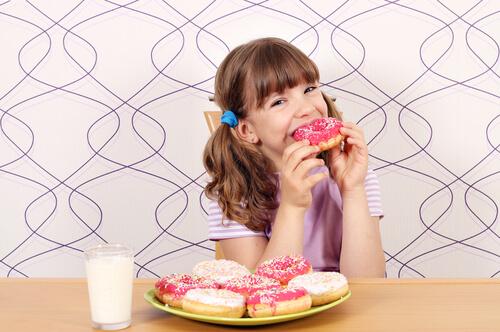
[203,37,385,277]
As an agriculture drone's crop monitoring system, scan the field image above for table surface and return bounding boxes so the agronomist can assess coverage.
[1,278,499,331]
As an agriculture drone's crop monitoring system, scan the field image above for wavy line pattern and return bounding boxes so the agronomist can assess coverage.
[0,0,498,278]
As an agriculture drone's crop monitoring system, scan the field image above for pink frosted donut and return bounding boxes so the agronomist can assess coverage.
[154,274,218,308]
[192,259,250,286]
[223,274,281,298]
[293,117,343,151]
[246,287,312,318]
[288,272,349,306]
[255,255,312,285]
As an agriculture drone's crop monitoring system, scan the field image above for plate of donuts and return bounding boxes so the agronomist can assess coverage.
[144,289,351,326]
[145,255,351,326]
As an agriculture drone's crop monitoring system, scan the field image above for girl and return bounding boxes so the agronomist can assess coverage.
[203,37,385,277]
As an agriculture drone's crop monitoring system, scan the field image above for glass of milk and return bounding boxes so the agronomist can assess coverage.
[84,243,134,330]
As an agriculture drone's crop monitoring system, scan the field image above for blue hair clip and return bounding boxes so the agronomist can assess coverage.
[220,110,238,128]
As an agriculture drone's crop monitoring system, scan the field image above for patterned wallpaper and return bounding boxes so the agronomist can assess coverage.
[0,0,498,278]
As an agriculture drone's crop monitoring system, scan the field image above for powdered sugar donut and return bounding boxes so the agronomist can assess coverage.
[246,287,312,318]
[293,117,343,151]
[154,274,218,308]
[182,288,246,318]
[223,274,281,298]
[192,259,251,286]
[288,272,349,306]
[255,255,312,285]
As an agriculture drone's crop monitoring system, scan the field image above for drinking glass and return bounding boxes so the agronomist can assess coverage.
[84,244,134,330]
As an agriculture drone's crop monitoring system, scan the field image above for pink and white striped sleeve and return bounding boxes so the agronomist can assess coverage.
[365,169,384,217]
[207,200,266,241]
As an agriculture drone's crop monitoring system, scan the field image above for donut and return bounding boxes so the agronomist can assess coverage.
[154,274,218,308]
[293,117,343,151]
[223,274,281,298]
[288,272,349,306]
[182,288,246,318]
[255,255,312,285]
[246,287,312,318]
[192,259,251,286]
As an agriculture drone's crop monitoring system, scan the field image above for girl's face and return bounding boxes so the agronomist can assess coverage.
[240,81,328,170]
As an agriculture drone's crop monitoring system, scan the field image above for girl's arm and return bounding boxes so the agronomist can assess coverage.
[340,188,385,277]
[330,122,385,277]
[220,203,307,269]
[220,140,327,269]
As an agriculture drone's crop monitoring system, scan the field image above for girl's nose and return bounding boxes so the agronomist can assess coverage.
[294,98,315,118]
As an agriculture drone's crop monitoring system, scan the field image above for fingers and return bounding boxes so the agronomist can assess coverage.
[339,122,368,155]
[294,157,325,179]
[282,140,321,174]
[281,140,328,192]
[305,171,329,188]
[339,122,364,140]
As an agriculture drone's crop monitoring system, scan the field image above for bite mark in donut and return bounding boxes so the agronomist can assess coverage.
[293,117,343,151]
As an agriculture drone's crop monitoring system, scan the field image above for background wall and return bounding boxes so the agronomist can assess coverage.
[1,0,498,278]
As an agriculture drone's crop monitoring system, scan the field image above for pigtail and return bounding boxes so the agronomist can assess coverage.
[203,123,278,232]
[323,92,343,120]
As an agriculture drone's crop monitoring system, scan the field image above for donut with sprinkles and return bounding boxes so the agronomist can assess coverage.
[288,272,349,306]
[182,288,246,318]
[223,274,281,298]
[246,287,312,318]
[255,255,312,285]
[293,117,343,151]
[154,273,218,308]
[192,259,251,286]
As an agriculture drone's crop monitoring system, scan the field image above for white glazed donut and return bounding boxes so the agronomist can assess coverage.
[182,288,246,318]
[192,259,251,286]
[288,272,349,306]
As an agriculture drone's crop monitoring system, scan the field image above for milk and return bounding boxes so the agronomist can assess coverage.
[84,244,134,330]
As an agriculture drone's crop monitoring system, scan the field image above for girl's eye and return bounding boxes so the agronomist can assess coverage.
[305,86,317,93]
[271,99,284,107]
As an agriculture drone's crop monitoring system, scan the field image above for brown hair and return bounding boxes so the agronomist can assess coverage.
[203,37,342,231]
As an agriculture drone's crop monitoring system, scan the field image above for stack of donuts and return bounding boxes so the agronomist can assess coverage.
[154,255,349,318]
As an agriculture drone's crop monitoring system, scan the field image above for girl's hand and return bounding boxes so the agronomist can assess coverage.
[280,140,328,209]
[329,122,368,194]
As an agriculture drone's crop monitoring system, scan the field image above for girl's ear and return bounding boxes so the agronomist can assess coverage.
[235,119,259,144]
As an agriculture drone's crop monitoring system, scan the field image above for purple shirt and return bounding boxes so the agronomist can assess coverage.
[207,167,383,271]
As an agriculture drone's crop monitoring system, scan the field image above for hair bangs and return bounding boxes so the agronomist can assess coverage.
[244,42,319,109]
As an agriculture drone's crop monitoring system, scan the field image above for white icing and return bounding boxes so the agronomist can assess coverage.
[288,272,347,296]
[192,259,250,284]
[184,289,245,308]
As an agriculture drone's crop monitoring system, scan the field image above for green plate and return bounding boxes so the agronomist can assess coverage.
[144,289,351,326]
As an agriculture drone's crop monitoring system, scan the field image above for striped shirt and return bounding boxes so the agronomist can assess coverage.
[207,167,383,271]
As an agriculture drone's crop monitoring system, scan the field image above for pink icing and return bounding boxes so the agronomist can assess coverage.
[247,287,308,306]
[293,117,343,145]
[256,255,311,284]
[223,274,281,296]
[155,274,218,298]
